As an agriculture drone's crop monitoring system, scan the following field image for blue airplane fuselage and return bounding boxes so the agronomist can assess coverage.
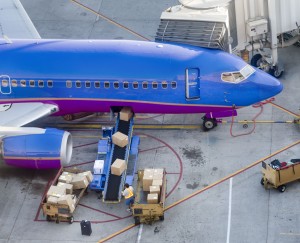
[0,39,283,116]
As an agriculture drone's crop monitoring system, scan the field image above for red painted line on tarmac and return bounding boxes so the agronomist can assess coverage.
[73,142,98,149]
[166,172,181,174]
[136,132,183,198]
[78,203,122,219]
[34,179,53,221]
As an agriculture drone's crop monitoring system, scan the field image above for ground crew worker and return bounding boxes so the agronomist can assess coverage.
[122,183,134,212]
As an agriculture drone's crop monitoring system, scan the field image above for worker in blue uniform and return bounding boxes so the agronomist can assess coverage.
[122,183,134,212]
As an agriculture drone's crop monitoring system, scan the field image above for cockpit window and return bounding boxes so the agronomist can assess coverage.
[221,65,255,84]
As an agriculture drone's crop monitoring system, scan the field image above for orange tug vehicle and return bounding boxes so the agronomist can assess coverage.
[261,159,300,192]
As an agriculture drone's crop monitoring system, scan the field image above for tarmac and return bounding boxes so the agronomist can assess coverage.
[1,0,300,242]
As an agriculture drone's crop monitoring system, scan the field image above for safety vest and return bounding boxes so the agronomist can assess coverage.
[125,188,134,199]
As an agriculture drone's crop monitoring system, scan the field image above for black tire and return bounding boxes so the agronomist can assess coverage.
[46,215,51,222]
[269,67,284,78]
[55,218,60,224]
[260,178,264,186]
[68,216,74,224]
[159,215,164,221]
[202,118,217,131]
[134,217,140,225]
[251,54,263,67]
[277,185,286,193]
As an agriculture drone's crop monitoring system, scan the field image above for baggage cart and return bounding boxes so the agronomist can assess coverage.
[261,159,300,192]
[132,169,167,225]
[42,167,88,223]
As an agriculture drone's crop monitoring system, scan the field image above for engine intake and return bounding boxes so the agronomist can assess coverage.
[1,128,72,169]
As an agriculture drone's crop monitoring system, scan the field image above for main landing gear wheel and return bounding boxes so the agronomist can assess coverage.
[202,117,217,131]
[269,67,284,78]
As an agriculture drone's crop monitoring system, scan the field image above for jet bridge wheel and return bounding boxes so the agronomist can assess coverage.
[202,117,217,131]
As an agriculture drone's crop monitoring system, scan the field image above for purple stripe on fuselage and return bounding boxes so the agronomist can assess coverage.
[0,99,238,115]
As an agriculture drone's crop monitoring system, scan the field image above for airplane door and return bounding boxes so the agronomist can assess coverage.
[185,68,200,100]
[0,75,11,94]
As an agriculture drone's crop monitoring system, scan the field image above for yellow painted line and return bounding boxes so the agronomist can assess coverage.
[56,124,201,130]
[98,224,136,243]
[270,102,300,118]
[221,120,295,124]
[164,139,300,211]
[97,140,300,242]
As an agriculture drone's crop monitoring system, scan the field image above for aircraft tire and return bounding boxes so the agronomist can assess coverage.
[269,67,284,79]
[203,118,217,131]
[250,54,262,67]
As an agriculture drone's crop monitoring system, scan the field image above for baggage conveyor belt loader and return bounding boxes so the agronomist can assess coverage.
[102,110,135,203]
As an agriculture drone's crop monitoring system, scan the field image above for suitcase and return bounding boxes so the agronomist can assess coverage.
[80,220,92,236]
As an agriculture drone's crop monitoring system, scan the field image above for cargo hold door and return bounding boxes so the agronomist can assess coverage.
[185,68,200,100]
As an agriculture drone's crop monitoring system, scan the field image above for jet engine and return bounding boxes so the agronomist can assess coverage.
[1,128,72,169]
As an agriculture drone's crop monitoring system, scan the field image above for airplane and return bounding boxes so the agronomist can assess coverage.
[0,39,283,169]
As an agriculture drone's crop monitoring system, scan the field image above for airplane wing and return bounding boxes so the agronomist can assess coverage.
[0,0,40,39]
[0,103,58,127]
[0,103,59,138]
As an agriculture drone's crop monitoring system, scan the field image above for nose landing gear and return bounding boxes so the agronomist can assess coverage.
[202,117,218,131]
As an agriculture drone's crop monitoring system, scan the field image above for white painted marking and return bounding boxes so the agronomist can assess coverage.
[226,178,233,243]
[136,223,143,243]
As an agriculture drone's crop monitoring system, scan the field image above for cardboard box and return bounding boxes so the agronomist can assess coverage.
[153,168,164,175]
[72,195,77,205]
[47,196,58,204]
[143,173,153,191]
[57,182,73,194]
[147,193,158,204]
[94,160,104,174]
[112,132,128,147]
[78,171,93,183]
[150,185,160,194]
[58,172,73,184]
[120,107,133,121]
[111,159,127,176]
[144,168,154,176]
[57,195,76,213]
[46,185,66,199]
[71,175,89,189]
[153,173,163,180]
[152,179,163,188]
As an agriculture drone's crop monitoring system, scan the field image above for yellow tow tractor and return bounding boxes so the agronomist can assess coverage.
[132,169,167,225]
[261,159,300,192]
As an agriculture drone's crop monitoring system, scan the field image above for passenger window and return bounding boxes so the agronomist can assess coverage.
[21,80,26,87]
[47,80,53,88]
[152,81,158,89]
[94,81,100,88]
[123,81,129,89]
[29,80,35,87]
[162,81,168,89]
[85,81,91,88]
[1,79,8,87]
[171,81,177,89]
[133,81,138,89]
[104,81,110,89]
[114,81,119,89]
[66,80,72,88]
[76,80,81,88]
[38,80,44,88]
[12,80,17,87]
[142,81,148,89]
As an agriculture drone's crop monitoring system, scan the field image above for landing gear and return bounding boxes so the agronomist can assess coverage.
[269,66,284,78]
[202,117,217,131]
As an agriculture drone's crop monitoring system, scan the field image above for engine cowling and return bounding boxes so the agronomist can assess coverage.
[1,128,72,169]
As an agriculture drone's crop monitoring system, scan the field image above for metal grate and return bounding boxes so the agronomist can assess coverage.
[155,19,229,51]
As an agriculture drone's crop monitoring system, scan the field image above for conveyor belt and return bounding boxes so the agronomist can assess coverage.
[103,118,132,202]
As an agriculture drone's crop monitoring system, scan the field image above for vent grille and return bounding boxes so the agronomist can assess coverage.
[155,20,229,51]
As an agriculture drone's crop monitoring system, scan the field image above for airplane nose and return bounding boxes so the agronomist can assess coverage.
[256,70,283,101]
